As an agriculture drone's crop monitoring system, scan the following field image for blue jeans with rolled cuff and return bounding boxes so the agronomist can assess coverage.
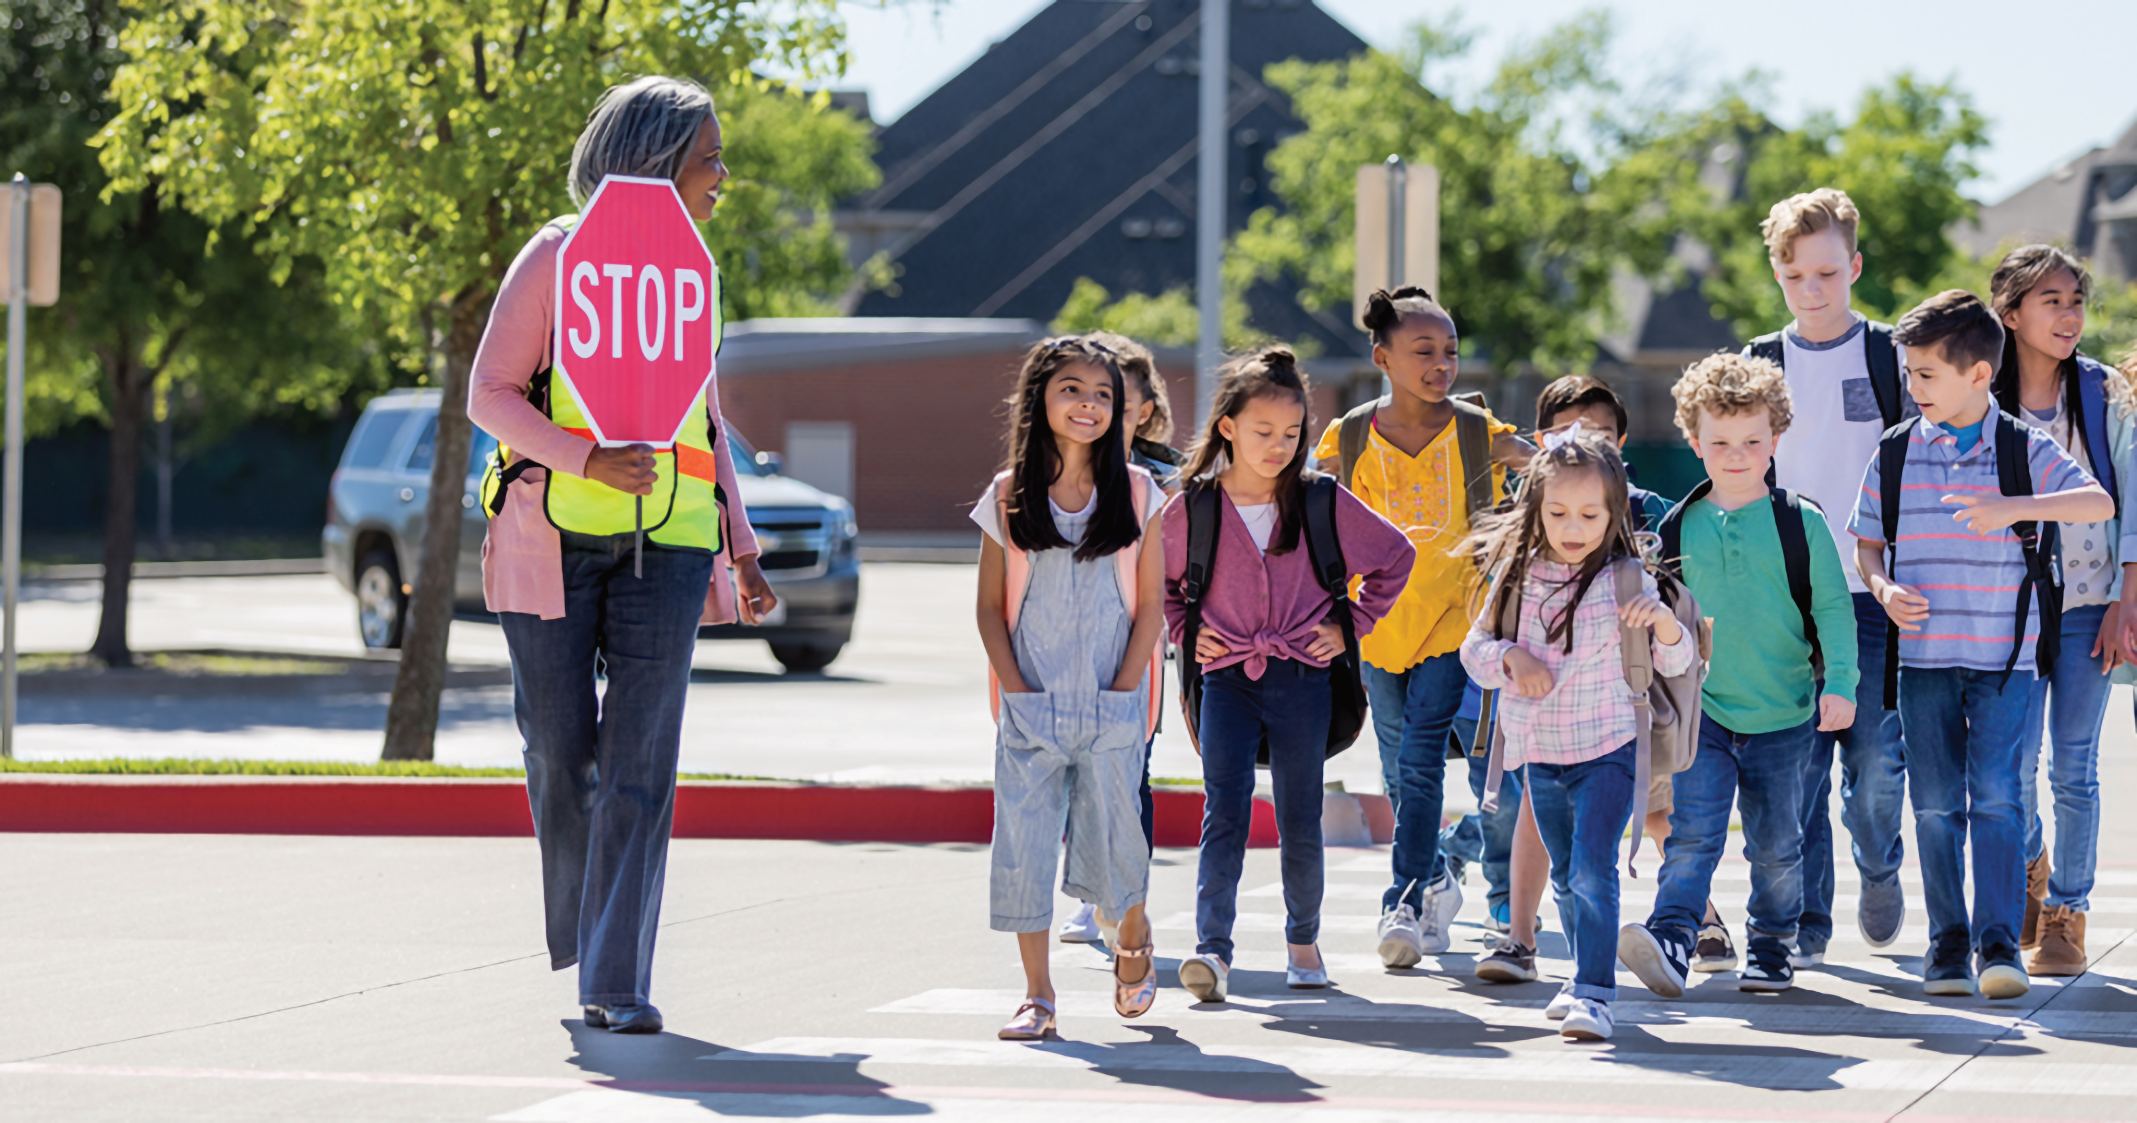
[1364,653,1469,913]
[1526,741,1638,1002]
[1801,592,1910,948]
[1438,712,1521,915]
[500,531,716,1009]
[1195,660,1329,964]
[1650,715,1815,958]
[1898,665,2032,957]
[2019,602,2109,911]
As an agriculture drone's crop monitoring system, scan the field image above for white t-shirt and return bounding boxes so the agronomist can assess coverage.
[970,476,1168,547]
[1771,314,1910,595]
[2023,398,2116,608]
[1235,502,1278,554]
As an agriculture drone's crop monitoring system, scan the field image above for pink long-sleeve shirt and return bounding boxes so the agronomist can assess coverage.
[1161,482,1415,680]
[467,221,758,622]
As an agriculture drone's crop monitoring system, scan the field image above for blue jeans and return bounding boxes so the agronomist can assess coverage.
[1898,665,2032,956]
[499,533,716,1008]
[1364,654,1468,912]
[1651,716,1815,954]
[1801,592,1910,946]
[1526,741,1637,1002]
[2019,602,2109,910]
[1195,660,1329,963]
[1438,713,1521,914]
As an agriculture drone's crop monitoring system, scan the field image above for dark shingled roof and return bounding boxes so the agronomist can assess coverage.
[844,0,1367,355]
[1955,113,2137,282]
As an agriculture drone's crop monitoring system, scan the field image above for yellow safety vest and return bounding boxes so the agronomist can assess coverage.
[479,216,726,554]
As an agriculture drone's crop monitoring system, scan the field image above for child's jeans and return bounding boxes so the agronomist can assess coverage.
[1195,660,1330,964]
[1438,713,1521,915]
[1898,665,2031,957]
[2019,602,2109,911]
[1364,653,1468,913]
[1525,740,1637,1002]
[1801,592,1910,950]
[990,685,1152,932]
[1650,715,1816,957]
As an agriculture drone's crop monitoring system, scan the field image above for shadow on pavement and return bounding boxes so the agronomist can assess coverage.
[561,1019,929,1116]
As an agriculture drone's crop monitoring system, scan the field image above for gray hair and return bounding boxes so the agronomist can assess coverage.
[568,76,716,209]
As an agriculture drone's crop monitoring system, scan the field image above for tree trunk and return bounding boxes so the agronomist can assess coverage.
[380,295,487,760]
[90,347,151,668]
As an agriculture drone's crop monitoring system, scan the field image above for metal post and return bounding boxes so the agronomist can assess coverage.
[4,176,28,759]
[1194,0,1229,428]
[1386,155,1406,293]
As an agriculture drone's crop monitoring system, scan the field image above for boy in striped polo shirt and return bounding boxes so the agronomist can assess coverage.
[1851,290,2113,1000]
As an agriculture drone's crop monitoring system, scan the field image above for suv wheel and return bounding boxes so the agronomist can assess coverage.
[770,642,842,674]
[357,550,407,649]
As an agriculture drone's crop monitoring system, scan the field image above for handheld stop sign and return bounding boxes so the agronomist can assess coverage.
[552,175,719,575]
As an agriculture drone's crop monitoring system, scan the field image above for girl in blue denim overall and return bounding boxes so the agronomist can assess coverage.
[974,336,1168,1040]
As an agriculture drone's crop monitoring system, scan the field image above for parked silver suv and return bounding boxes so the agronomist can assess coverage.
[322,389,859,672]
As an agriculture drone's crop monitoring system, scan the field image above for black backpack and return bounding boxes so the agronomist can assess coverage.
[1874,411,2061,708]
[1657,480,1827,678]
[1750,322,1905,487]
[1176,473,1367,764]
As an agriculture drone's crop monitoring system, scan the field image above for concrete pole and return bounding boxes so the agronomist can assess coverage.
[4,175,27,759]
[1195,0,1229,428]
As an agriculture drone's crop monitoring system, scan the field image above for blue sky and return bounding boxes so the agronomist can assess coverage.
[836,0,2137,203]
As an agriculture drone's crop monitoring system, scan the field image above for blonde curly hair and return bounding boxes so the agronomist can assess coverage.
[1671,352,1795,442]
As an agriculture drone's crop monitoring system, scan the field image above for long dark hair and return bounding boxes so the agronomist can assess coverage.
[1001,336,1141,561]
[1179,346,1313,556]
[1460,430,1638,654]
[1989,244,2102,417]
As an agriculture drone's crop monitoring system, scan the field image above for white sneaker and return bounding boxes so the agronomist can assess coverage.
[1376,904,1425,967]
[1560,998,1615,1040]
[1418,874,1461,955]
[1056,902,1100,944]
[1544,981,1579,1020]
[1179,953,1229,1003]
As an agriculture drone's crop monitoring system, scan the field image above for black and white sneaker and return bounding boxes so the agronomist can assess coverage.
[1474,936,1539,983]
[1617,922,1691,999]
[1737,943,1794,992]
[1693,919,1738,973]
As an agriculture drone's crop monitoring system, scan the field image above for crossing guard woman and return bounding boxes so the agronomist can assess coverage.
[468,76,778,1034]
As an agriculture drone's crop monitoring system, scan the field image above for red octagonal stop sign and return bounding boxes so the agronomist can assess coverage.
[552,175,717,447]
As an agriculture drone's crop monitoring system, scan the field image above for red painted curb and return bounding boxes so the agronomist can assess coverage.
[0,776,1282,847]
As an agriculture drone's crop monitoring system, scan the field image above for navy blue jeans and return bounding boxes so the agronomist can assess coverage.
[1651,715,1815,955]
[1898,665,2031,958]
[1438,713,1521,914]
[1801,592,1910,947]
[2019,602,2110,910]
[499,532,715,1008]
[1526,741,1637,1002]
[1195,660,1329,963]
[1363,653,1468,912]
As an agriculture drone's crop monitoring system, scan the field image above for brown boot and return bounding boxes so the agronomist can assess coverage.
[2028,906,2087,976]
[2020,851,2051,950]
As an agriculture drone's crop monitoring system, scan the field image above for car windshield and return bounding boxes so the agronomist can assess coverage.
[725,423,775,477]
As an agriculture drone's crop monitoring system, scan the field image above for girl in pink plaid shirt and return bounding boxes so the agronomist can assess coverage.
[1459,431,1695,1041]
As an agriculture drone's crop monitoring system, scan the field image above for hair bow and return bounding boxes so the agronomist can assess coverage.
[1538,420,1585,453]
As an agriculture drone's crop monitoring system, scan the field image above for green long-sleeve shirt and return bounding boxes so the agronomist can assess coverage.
[1677,494,1860,734]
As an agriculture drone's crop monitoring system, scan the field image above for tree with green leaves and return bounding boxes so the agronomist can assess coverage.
[97,0,870,759]
[2,0,365,670]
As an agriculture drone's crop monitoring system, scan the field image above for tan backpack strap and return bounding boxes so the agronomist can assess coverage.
[1479,575,1521,812]
[1335,396,1387,490]
[1614,557,1654,876]
[1450,392,1493,522]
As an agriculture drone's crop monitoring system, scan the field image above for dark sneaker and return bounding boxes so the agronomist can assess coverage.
[1617,922,1691,999]
[597,1004,664,1034]
[1858,875,1905,949]
[1789,936,1826,968]
[1737,943,1793,992]
[1474,936,1539,983]
[1922,941,1975,997]
[1978,944,2030,1001]
[1693,920,1737,973]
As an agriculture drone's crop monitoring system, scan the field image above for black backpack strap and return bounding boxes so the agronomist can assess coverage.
[1655,479,1711,580]
[1335,396,1386,491]
[1301,474,1351,599]
[1771,487,1823,671]
[1747,332,1785,368]
[1877,420,1912,710]
[1994,411,2060,683]
[1864,322,1904,430]
[1179,483,1223,740]
[1450,392,1493,522]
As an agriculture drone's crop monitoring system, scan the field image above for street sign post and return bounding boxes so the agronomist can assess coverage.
[551,175,718,578]
[1353,157,1439,330]
[1,175,59,759]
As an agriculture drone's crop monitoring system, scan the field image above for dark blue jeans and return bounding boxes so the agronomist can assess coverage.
[1801,592,1910,947]
[1898,665,2031,957]
[1526,741,1637,1002]
[499,532,715,1008]
[1195,660,1329,963]
[1363,653,1468,912]
[1651,715,1815,954]
[2019,603,2110,910]
[1438,713,1521,914]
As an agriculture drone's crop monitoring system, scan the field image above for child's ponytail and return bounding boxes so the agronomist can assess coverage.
[1363,286,1450,347]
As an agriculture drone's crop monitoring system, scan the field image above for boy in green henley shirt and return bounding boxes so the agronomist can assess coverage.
[1617,354,1860,999]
